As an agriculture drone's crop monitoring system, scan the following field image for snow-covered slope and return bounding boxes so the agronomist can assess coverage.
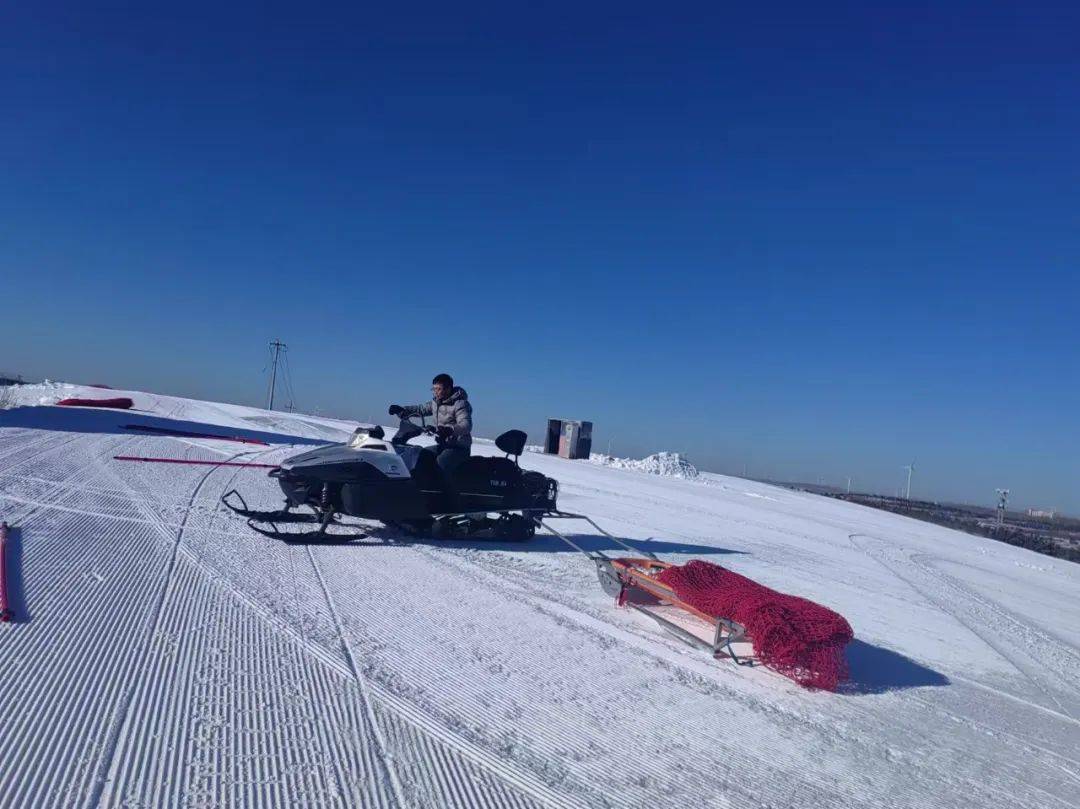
[1,384,1077,808]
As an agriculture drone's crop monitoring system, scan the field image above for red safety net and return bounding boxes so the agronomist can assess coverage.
[655,560,853,691]
[56,397,133,409]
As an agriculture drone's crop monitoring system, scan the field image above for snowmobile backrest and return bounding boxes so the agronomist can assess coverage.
[495,429,527,460]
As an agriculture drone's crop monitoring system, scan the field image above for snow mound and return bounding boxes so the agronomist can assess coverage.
[590,450,701,480]
[0,380,78,407]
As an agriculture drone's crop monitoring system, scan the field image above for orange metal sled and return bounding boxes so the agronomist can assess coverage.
[603,557,754,665]
[537,514,754,665]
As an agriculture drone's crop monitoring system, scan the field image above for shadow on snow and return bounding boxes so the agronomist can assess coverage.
[2,525,30,623]
[0,405,333,447]
[840,639,950,694]
[257,522,746,558]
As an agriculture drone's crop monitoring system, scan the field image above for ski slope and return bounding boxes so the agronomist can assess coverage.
[1,384,1078,808]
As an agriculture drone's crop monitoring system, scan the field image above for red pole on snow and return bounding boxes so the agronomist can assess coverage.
[112,456,280,469]
[1,522,12,623]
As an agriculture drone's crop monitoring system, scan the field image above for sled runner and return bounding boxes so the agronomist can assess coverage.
[537,514,754,665]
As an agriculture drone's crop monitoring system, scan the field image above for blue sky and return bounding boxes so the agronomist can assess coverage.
[2,2,1078,511]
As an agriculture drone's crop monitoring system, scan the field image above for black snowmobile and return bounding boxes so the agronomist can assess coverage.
[222,417,558,541]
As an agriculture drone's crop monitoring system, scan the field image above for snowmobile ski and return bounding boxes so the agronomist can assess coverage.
[221,489,369,542]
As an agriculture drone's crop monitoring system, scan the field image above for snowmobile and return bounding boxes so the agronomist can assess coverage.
[222,417,558,541]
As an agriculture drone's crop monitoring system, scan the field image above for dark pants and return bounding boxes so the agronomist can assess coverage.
[433,445,470,475]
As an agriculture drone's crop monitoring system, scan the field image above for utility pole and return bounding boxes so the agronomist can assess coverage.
[995,488,1009,530]
[903,462,915,500]
[267,339,287,410]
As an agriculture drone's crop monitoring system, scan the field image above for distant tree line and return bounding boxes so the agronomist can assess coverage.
[825,493,1080,564]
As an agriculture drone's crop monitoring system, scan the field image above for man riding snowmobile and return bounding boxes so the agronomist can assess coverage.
[223,370,558,540]
[388,373,472,474]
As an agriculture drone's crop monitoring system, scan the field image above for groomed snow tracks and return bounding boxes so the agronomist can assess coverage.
[0,431,566,808]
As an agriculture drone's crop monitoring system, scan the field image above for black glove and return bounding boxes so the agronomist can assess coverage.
[435,425,454,442]
[388,404,404,416]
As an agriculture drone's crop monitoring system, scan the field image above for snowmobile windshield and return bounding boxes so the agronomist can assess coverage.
[392,418,423,446]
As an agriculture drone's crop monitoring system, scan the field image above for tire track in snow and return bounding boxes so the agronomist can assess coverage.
[909,553,1080,681]
[400,537,1080,809]
[0,434,129,525]
[98,440,366,806]
[91,439,370,805]
[311,543,869,809]
[167,457,565,803]
[86,445,278,808]
[305,544,410,808]
[850,534,1079,722]
[0,430,74,469]
[323,528,952,807]
[174,466,585,809]
[102,443,562,808]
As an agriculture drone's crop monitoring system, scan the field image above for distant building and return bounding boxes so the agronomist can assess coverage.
[1027,508,1056,520]
[544,419,593,460]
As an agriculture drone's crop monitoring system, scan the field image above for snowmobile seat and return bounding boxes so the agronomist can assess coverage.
[397,444,444,492]
[495,429,527,461]
[414,449,445,492]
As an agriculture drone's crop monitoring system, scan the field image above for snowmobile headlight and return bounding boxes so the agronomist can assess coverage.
[348,425,385,448]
